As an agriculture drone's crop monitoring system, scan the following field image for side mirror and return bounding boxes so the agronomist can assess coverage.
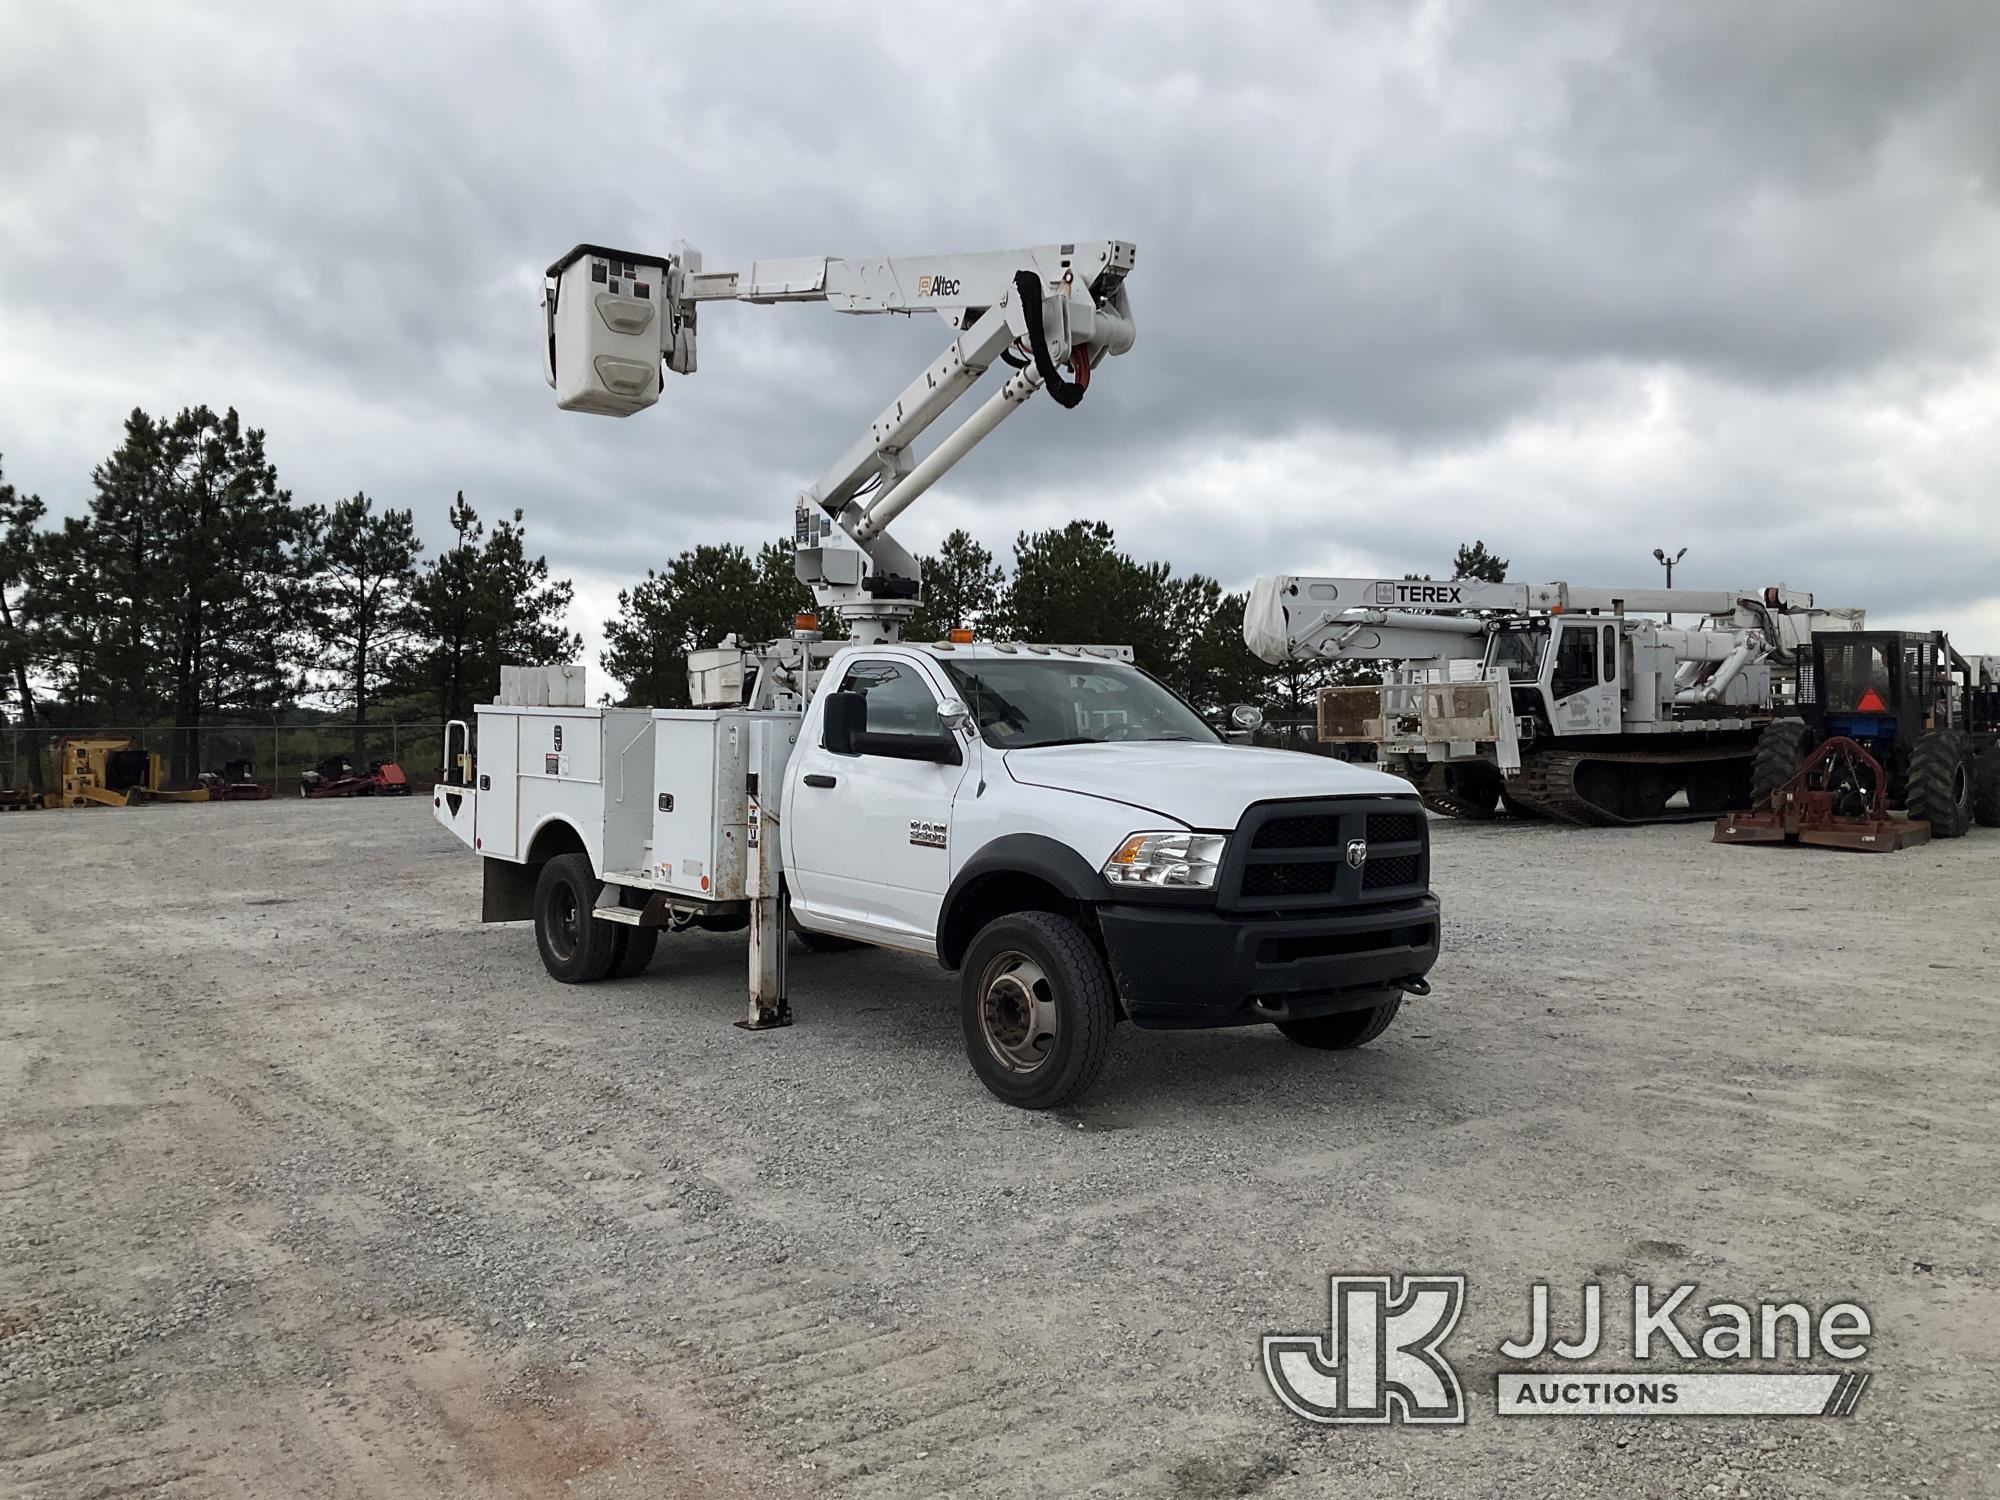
[823,690,866,755]
[1225,702,1265,743]
[937,697,975,735]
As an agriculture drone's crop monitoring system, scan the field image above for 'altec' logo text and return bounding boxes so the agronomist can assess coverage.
[916,274,962,297]
[1265,1276,1873,1425]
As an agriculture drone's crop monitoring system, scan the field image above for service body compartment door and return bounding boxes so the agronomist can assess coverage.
[473,708,521,858]
[649,710,799,900]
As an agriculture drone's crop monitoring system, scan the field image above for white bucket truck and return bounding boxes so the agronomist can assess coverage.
[435,238,1439,1108]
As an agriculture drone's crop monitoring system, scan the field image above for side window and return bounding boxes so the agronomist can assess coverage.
[1601,625,1618,683]
[837,659,941,738]
[1551,627,1597,699]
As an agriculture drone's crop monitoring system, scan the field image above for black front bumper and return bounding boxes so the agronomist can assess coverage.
[1097,895,1441,1030]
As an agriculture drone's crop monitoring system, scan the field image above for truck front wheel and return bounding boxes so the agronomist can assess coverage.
[960,912,1115,1109]
[534,853,623,983]
[1274,993,1403,1049]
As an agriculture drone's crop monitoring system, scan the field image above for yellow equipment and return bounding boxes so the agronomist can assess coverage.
[57,737,208,807]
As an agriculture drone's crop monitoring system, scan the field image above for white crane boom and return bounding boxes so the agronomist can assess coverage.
[1244,575,1853,668]
[543,239,1135,642]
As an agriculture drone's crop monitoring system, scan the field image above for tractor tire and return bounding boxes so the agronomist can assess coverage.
[1749,719,1813,807]
[959,912,1116,1110]
[534,853,623,983]
[610,925,659,978]
[1974,751,2000,829]
[1274,993,1403,1049]
[1906,730,1974,839]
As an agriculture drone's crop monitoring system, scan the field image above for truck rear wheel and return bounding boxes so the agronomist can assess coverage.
[960,912,1115,1110]
[1274,993,1403,1049]
[1906,730,1973,838]
[534,853,623,983]
[611,925,659,978]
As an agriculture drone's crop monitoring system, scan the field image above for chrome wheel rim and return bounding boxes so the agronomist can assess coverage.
[977,951,1058,1074]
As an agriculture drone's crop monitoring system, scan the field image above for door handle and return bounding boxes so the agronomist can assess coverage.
[804,773,837,789]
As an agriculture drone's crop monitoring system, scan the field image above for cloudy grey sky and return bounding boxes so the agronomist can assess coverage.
[4,1,1997,681]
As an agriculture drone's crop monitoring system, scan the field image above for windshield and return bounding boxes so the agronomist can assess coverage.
[940,658,1221,750]
[1486,626,1548,682]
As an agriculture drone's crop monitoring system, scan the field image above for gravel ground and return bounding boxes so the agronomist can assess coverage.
[2,797,1996,1498]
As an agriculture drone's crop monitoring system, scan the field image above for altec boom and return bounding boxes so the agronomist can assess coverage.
[434,235,1445,1110]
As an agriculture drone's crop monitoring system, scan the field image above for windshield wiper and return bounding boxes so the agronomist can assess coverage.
[1008,736,1099,749]
[1143,733,1205,741]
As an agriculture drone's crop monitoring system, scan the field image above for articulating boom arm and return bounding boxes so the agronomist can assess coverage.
[544,239,1136,641]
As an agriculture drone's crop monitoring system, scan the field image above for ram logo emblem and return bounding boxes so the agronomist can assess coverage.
[1345,839,1368,869]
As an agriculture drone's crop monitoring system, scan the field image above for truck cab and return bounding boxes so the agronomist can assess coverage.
[437,645,1441,1109]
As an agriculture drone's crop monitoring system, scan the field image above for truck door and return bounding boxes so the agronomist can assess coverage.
[784,656,971,946]
[1546,621,1620,734]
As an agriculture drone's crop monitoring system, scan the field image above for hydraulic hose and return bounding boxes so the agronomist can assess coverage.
[1013,270,1087,409]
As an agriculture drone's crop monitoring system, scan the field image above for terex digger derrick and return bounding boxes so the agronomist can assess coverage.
[1244,575,1863,826]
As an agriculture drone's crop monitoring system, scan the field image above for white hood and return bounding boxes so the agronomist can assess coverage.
[1001,741,1413,829]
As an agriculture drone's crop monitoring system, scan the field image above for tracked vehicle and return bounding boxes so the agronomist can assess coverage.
[1245,575,1862,826]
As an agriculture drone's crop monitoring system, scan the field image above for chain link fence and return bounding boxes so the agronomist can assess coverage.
[1249,713,1379,760]
[3,720,452,795]
[4,713,1365,793]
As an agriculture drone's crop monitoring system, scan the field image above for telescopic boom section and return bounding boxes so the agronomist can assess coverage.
[543,239,1136,641]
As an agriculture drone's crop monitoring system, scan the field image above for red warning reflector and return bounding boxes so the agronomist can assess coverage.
[1855,688,1888,712]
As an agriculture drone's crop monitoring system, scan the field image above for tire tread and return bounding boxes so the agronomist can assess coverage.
[1275,994,1403,1050]
[1907,729,1973,839]
[1750,719,1812,807]
[960,911,1115,1110]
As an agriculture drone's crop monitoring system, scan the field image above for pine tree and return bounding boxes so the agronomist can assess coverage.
[600,538,814,707]
[301,493,422,760]
[52,408,304,780]
[1452,540,1509,582]
[906,529,1005,640]
[0,456,47,790]
[404,493,579,721]
[151,408,303,781]
[1002,520,1177,670]
[70,409,169,720]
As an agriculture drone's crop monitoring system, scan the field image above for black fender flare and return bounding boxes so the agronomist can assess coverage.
[935,834,1109,970]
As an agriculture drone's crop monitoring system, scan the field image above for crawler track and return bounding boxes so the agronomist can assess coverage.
[1502,746,1753,826]
[1412,764,1503,820]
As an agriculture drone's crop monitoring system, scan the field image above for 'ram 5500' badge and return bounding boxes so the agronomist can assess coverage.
[909,820,947,849]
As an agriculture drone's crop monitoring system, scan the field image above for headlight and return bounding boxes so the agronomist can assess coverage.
[1103,830,1228,889]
